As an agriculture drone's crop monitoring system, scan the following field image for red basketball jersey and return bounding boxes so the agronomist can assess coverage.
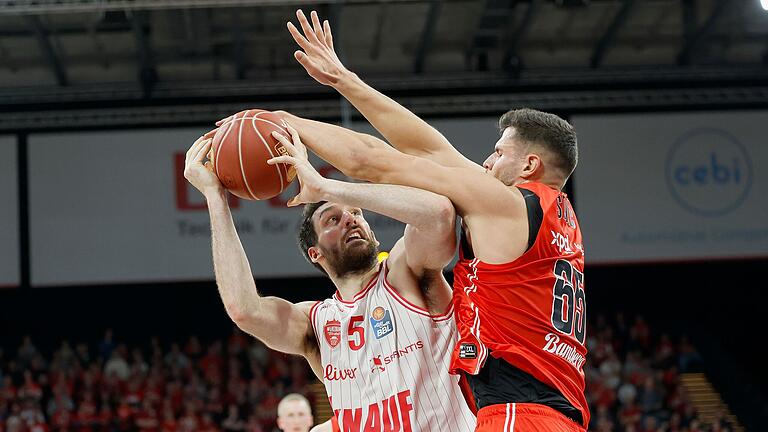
[450,182,589,427]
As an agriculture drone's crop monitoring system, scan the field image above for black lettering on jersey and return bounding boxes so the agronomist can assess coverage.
[550,259,586,344]
[555,195,577,229]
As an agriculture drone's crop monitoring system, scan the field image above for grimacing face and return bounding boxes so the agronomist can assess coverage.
[309,202,379,278]
[276,400,314,432]
[482,126,532,187]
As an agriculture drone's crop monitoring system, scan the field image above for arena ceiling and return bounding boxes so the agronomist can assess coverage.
[0,0,767,128]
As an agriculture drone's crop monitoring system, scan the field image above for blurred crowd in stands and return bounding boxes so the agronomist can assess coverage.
[0,315,739,431]
[0,328,314,432]
[586,314,735,431]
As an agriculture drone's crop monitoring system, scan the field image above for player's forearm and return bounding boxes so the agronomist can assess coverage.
[321,179,454,231]
[206,190,263,323]
[280,112,388,180]
[332,72,453,158]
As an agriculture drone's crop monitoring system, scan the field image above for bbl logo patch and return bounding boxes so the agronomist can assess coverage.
[459,343,477,359]
[324,320,342,348]
[369,306,394,339]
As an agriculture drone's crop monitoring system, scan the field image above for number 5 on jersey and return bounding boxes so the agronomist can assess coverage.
[348,315,366,350]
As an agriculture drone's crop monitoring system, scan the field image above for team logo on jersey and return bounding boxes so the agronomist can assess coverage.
[370,355,385,373]
[459,343,477,359]
[369,306,394,339]
[324,320,342,348]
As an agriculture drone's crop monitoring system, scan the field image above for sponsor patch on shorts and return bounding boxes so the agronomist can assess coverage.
[459,343,477,359]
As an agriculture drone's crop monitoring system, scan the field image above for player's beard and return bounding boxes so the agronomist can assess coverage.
[323,239,379,279]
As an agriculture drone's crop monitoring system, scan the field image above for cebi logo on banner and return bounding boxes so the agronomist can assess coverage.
[666,128,753,217]
[572,111,768,264]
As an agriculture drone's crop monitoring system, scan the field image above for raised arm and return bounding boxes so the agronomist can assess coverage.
[274,119,530,264]
[276,112,396,179]
[287,9,481,172]
[277,116,510,214]
[268,125,456,311]
[183,136,321,377]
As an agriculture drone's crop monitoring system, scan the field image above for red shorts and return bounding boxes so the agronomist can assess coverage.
[475,403,586,432]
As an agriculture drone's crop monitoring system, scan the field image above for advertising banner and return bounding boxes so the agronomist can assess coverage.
[572,111,768,264]
[0,136,19,288]
[29,117,501,285]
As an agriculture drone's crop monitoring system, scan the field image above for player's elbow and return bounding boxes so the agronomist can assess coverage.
[224,301,260,331]
[434,196,455,221]
[225,302,250,326]
[426,198,457,267]
[228,308,271,343]
[430,196,456,232]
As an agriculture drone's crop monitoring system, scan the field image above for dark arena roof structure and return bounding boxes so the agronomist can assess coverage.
[0,0,767,129]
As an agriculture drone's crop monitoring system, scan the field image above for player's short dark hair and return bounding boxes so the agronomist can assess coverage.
[499,108,578,179]
[298,201,328,275]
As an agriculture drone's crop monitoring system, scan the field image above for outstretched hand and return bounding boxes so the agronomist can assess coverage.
[267,122,330,207]
[287,9,349,87]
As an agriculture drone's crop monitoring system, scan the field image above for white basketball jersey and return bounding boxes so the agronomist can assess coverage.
[310,260,476,432]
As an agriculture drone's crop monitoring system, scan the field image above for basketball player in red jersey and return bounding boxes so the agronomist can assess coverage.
[184,121,476,431]
[281,10,590,431]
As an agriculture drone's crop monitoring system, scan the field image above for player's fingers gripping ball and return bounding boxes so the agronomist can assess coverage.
[210,109,297,200]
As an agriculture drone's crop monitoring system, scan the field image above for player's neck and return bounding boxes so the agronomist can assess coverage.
[330,263,381,301]
[516,177,563,191]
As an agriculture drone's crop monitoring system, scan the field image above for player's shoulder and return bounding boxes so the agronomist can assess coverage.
[312,297,338,311]
[305,298,337,321]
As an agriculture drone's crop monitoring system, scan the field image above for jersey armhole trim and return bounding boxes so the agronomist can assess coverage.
[381,259,454,321]
[309,300,322,342]
[517,186,544,252]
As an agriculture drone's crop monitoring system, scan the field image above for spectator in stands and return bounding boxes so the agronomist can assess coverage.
[19,370,43,402]
[17,337,38,370]
[638,376,663,415]
[617,379,637,408]
[222,404,246,432]
[130,349,149,376]
[73,392,97,430]
[199,412,220,432]
[0,312,737,432]
[165,344,190,371]
[184,337,203,363]
[46,388,73,419]
[678,336,704,373]
[75,343,90,366]
[98,330,115,361]
[135,399,159,431]
[275,394,313,432]
[6,403,24,432]
[103,349,129,381]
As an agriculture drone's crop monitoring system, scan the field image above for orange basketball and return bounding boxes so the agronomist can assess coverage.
[210,109,296,200]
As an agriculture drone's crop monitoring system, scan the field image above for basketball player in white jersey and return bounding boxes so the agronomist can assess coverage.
[184,126,476,432]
